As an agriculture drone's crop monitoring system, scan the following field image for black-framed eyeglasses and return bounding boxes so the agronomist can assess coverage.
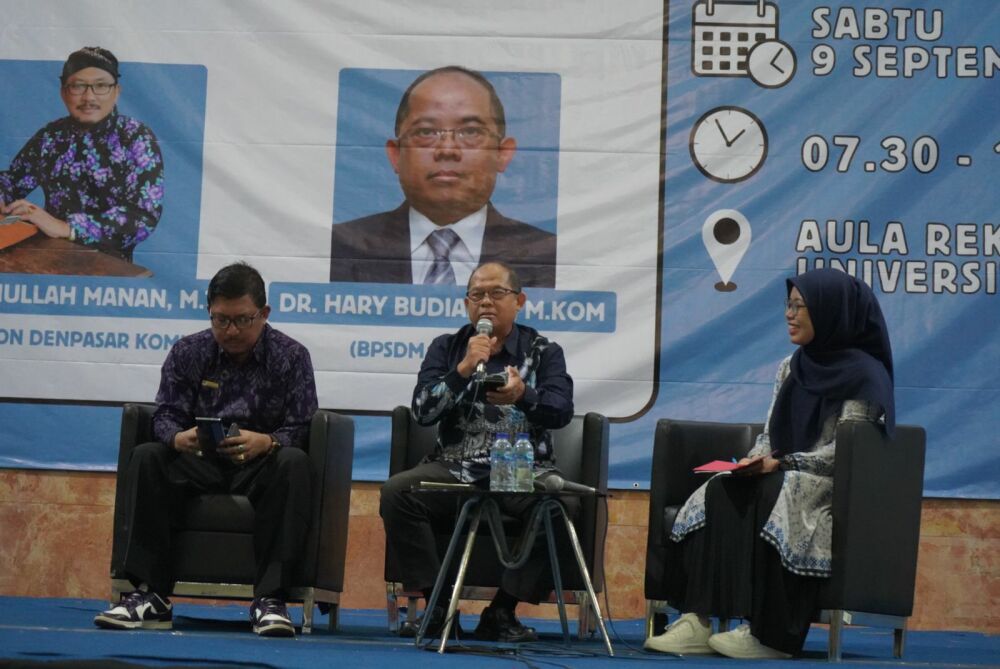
[399,126,501,149]
[783,299,807,315]
[63,82,117,97]
[210,310,263,330]
[466,287,519,303]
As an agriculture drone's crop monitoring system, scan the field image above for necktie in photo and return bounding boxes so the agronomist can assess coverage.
[423,228,461,285]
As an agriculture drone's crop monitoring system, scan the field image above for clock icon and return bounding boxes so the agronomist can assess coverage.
[689,106,768,183]
[747,39,797,88]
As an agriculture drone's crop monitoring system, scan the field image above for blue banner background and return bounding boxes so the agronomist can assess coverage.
[1,1,997,499]
[645,0,1000,498]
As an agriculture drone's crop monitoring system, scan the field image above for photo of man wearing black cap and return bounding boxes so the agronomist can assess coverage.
[0,46,164,262]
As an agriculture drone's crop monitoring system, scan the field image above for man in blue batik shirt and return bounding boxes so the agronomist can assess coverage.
[380,261,574,642]
[94,263,318,637]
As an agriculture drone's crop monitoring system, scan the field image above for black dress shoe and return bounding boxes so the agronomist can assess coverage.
[399,605,461,639]
[474,605,538,642]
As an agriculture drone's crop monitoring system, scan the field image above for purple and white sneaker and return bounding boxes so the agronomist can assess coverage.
[94,591,172,630]
[250,597,295,637]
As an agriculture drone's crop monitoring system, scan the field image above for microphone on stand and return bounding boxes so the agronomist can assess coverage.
[534,473,599,496]
[474,318,493,378]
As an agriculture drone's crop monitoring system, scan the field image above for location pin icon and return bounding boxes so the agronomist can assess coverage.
[702,209,751,292]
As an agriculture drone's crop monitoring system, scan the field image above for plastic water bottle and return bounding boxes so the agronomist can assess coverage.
[513,433,534,492]
[501,438,517,491]
[490,433,513,491]
[499,433,516,491]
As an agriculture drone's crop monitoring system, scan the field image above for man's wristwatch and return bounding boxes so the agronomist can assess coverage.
[269,435,282,454]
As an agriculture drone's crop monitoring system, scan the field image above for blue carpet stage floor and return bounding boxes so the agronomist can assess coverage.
[0,598,996,668]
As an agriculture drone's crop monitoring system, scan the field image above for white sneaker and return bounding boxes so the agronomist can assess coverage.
[643,612,714,655]
[94,591,172,630]
[708,624,792,659]
[250,597,295,637]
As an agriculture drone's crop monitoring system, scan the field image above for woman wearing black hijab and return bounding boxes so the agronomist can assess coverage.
[645,268,895,659]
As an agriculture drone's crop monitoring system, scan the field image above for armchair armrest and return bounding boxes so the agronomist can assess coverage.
[117,403,157,469]
[647,419,758,546]
[389,406,411,476]
[574,412,609,591]
[644,419,757,601]
[390,405,437,475]
[826,422,926,615]
[110,403,156,577]
[306,410,355,592]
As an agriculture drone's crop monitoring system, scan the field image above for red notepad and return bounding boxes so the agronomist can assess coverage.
[694,453,774,474]
[693,460,746,474]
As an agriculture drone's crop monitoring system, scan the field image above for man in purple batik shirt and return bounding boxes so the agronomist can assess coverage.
[0,46,163,262]
[94,262,318,637]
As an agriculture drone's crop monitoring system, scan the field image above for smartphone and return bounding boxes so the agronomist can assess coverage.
[195,416,226,455]
[482,372,508,391]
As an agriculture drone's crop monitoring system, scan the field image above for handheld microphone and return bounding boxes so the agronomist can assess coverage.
[474,318,493,377]
[536,473,599,496]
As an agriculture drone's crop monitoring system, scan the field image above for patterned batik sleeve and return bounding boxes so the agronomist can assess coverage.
[412,335,469,426]
[747,357,791,458]
[0,130,45,204]
[782,399,880,476]
[68,119,164,257]
[271,346,319,449]
[152,342,201,446]
[516,339,574,430]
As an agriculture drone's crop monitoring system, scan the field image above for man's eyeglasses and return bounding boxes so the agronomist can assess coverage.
[466,287,519,303]
[210,310,263,330]
[63,82,117,97]
[784,299,808,315]
[399,126,501,149]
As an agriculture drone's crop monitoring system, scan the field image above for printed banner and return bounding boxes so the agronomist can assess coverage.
[0,0,996,498]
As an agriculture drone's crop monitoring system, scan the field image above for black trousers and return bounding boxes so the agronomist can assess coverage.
[119,442,313,598]
[380,461,579,605]
[663,472,822,655]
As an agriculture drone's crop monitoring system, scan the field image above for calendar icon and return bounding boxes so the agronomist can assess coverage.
[692,0,779,76]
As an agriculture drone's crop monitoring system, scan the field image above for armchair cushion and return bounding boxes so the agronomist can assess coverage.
[181,495,255,534]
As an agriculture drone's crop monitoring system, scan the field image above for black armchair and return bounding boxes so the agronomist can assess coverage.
[384,406,609,637]
[644,418,926,661]
[109,404,355,633]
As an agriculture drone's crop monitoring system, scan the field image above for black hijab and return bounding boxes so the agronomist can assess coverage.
[768,268,895,456]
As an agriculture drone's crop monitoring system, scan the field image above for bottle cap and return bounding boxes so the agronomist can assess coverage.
[496,432,509,439]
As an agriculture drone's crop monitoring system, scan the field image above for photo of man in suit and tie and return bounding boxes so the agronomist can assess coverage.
[329,66,556,288]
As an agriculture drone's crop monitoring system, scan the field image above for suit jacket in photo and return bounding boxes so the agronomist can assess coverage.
[329,202,556,287]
